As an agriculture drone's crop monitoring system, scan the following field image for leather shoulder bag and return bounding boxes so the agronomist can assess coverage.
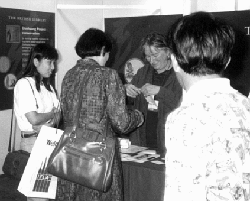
[47,68,116,193]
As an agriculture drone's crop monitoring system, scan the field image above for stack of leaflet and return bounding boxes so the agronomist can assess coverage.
[118,138,131,149]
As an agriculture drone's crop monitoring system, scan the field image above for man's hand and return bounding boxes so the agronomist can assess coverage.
[125,84,141,98]
[141,83,160,96]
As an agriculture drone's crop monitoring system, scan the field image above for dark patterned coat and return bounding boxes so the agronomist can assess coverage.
[55,59,143,201]
[129,64,182,153]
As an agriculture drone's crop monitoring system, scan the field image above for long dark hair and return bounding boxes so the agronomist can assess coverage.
[21,43,59,92]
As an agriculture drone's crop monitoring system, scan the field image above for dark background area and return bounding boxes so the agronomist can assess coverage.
[105,14,182,84]
[105,10,250,96]
[213,10,250,96]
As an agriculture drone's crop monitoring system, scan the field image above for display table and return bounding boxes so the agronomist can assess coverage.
[120,145,165,201]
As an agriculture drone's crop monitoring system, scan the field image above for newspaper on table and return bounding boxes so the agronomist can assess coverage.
[18,125,63,199]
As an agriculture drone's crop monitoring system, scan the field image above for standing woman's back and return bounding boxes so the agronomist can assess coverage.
[56,28,144,201]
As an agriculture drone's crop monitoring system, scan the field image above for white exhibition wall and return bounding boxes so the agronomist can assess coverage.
[0,0,249,174]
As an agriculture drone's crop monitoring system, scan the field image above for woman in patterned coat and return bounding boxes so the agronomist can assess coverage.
[55,28,144,201]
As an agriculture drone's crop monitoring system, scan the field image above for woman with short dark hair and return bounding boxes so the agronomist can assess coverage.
[55,28,144,201]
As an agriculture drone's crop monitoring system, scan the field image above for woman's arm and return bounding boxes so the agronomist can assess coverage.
[26,107,61,132]
[156,73,183,110]
[25,106,60,125]
[106,70,144,134]
[15,78,61,131]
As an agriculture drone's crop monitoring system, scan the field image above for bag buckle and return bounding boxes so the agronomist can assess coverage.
[87,142,106,149]
[70,130,77,139]
[99,141,106,149]
[93,157,103,164]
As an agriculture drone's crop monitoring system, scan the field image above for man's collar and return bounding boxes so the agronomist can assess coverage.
[182,78,237,103]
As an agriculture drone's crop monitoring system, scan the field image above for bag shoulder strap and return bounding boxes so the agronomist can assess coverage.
[72,68,109,138]
[25,78,38,109]
[72,68,92,131]
[8,78,39,152]
[8,104,15,152]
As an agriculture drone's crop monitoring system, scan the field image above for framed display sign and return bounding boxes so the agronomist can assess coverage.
[0,7,55,110]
